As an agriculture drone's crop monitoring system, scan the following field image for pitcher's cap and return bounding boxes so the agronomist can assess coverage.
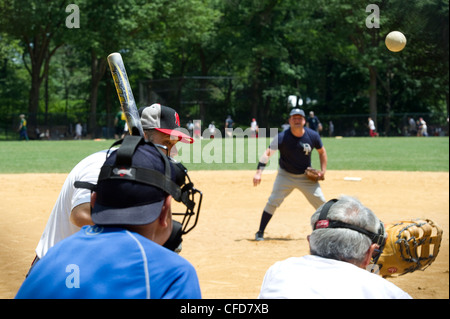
[289,108,306,117]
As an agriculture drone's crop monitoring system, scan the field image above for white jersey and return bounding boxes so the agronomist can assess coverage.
[258,255,412,299]
[35,150,111,258]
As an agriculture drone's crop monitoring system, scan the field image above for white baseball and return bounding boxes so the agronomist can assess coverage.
[385,31,407,52]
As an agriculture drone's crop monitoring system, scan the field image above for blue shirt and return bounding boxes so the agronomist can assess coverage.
[16,226,201,299]
[270,128,323,174]
[307,116,321,131]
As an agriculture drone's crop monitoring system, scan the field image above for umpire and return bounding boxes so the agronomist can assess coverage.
[253,108,327,241]
[16,139,201,299]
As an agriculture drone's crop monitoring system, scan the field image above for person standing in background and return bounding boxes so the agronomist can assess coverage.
[368,117,378,137]
[225,115,234,138]
[114,109,126,139]
[250,118,259,138]
[74,121,82,140]
[307,111,322,133]
[18,114,29,141]
[418,117,428,136]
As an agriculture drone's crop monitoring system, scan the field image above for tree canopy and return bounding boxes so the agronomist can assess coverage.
[0,0,448,137]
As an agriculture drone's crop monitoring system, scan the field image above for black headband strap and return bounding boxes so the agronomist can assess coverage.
[98,165,182,201]
[317,199,338,222]
[326,220,381,244]
[314,198,385,246]
[115,135,144,167]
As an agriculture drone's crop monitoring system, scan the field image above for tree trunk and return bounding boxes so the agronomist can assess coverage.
[44,60,49,127]
[28,72,42,129]
[368,66,378,130]
[199,48,209,124]
[25,35,62,131]
[105,78,113,138]
[26,36,45,130]
[251,58,262,124]
[88,51,107,137]
[383,70,392,136]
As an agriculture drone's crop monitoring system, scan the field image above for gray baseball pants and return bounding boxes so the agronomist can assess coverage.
[264,168,326,215]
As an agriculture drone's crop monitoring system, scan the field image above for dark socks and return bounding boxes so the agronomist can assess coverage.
[258,211,273,232]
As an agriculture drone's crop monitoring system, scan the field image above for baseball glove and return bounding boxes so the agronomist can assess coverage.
[370,219,443,278]
[304,167,324,182]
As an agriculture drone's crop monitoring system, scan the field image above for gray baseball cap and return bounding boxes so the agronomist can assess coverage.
[289,108,306,117]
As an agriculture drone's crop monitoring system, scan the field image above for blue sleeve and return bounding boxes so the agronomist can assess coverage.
[269,132,283,150]
[309,129,323,149]
[146,243,202,299]
[159,262,202,299]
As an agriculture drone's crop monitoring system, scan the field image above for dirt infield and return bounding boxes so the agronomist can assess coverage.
[0,170,448,299]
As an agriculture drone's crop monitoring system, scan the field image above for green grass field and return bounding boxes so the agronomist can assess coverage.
[0,137,448,173]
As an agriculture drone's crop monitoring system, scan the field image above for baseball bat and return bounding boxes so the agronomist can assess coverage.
[107,52,144,137]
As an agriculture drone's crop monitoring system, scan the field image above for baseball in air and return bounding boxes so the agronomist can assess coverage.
[385,31,407,52]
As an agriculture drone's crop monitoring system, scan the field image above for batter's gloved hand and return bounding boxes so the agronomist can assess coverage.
[369,219,443,277]
[304,167,324,182]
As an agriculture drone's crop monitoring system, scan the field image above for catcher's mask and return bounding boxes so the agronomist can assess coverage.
[314,199,386,264]
[74,135,202,253]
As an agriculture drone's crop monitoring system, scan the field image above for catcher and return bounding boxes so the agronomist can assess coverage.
[253,108,327,240]
[259,196,413,299]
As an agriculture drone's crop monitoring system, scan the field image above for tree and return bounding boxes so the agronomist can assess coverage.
[0,0,69,129]
[73,0,145,136]
[145,0,222,123]
[0,32,30,128]
[1,0,447,137]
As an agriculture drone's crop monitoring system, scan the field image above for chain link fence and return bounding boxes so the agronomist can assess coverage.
[1,111,448,141]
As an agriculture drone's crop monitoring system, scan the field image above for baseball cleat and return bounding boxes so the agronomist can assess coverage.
[255,231,264,241]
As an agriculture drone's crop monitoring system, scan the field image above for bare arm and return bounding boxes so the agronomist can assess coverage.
[70,202,94,228]
[317,146,327,176]
[253,148,277,186]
